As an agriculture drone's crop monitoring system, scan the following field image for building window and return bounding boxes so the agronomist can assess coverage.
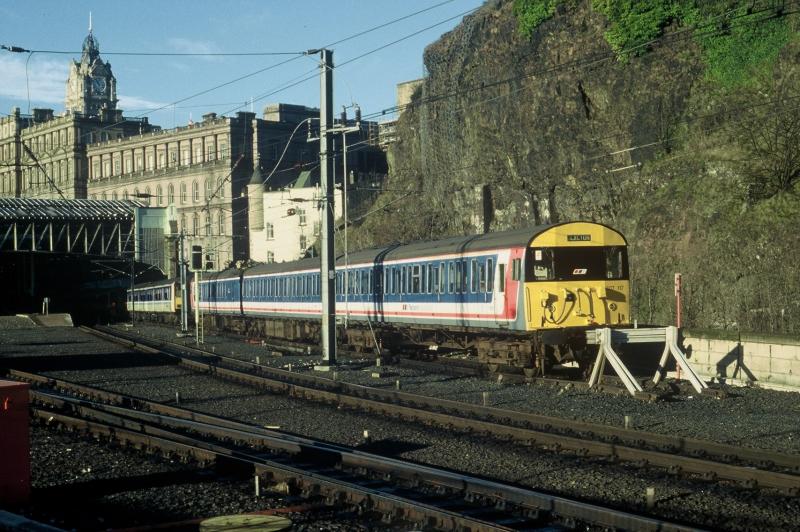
[167,184,174,204]
[112,191,118,200]
[123,190,129,200]
[135,155,142,171]
[182,149,190,166]
[192,181,199,203]
[300,235,307,250]
[101,192,107,200]
[144,186,151,205]
[194,146,203,163]
[297,208,306,226]
[192,213,199,235]
[180,183,187,204]
[219,142,227,158]
[180,214,186,233]
[113,159,120,175]
[265,223,274,240]
[156,184,163,205]
[267,251,274,263]
[313,221,321,235]
[158,153,165,168]
[205,178,213,200]
[217,178,225,198]
[205,214,211,236]
[146,154,154,170]
[124,158,131,173]
[207,144,215,161]
[218,210,225,235]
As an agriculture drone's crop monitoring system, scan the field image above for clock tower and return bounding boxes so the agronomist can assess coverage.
[65,17,118,117]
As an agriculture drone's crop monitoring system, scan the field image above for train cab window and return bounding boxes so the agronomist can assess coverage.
[606,247,627,279]
[487,259,494,292]
[525,246,629,281]
[529,248,555,281]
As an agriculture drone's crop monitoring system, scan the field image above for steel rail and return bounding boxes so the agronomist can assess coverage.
[77,326,800,492]
[27,388,698,532]
[87,326,800,474]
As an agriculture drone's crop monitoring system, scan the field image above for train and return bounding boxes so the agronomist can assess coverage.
[127,221,630,373]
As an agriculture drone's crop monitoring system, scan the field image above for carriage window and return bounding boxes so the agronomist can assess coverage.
[487,259,494,292]
[439,262,445,293]
[498,264,506,292]
[412,265,421,294]
[512,258,522,281]
[471,260,479,293]
[455,262,462,293]
[448,262,455,293]
[479,262,487,292]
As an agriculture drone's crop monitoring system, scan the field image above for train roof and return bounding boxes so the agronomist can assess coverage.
[219,222,624,279]
[131,277,174,289]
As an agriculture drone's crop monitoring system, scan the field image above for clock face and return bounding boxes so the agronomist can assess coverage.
[91,77,106,94]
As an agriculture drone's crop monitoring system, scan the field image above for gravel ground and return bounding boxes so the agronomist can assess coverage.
[124,322,800,454]
[2,322,799,530]
[4,423,370,531]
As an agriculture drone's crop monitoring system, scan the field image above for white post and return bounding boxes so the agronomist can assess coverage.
[343,129,349,327]
[194,270,200,345]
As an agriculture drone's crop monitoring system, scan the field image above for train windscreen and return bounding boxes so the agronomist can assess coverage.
[525,246,628,282]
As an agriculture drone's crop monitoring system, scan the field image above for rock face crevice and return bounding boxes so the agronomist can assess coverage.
[350,0,800,334]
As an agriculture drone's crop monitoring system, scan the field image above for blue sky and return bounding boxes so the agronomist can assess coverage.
[0,0,483,128]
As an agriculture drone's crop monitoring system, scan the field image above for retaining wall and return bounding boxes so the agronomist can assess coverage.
[683,331,800,391]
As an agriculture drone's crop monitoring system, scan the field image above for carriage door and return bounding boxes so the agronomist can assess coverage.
[492,257,505,327]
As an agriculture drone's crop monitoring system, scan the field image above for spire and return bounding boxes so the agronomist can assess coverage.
[82,13,100,63]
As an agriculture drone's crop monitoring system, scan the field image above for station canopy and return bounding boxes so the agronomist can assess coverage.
[0,198,144,222]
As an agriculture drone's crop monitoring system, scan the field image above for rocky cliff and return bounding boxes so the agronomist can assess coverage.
[350,0,800,334]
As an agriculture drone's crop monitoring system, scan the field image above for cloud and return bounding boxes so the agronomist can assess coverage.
[0,54,69,108]
[167,38,222,62]
[117,95,170,114]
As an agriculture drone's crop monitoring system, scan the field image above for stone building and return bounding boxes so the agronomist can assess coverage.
[1,24,388,272]
[0,26,154,200]
[248,169,344,264]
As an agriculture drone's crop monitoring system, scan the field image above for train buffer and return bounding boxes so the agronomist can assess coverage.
[585,326,708,397]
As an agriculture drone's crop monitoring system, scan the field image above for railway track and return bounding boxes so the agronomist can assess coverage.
[81,325,800,495]
[16,369,696,532]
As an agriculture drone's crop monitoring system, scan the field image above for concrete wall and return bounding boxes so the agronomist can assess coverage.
[684,332,800,391]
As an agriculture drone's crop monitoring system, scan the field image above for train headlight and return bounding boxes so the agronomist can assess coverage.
[609,302,618,311]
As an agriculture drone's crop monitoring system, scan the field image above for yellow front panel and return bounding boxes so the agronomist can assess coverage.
[529,222,626,248]
[524,222,630,330]
[526,280,630,329]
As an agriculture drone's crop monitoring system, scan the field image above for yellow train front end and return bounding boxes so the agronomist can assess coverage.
[523,222,630,331]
